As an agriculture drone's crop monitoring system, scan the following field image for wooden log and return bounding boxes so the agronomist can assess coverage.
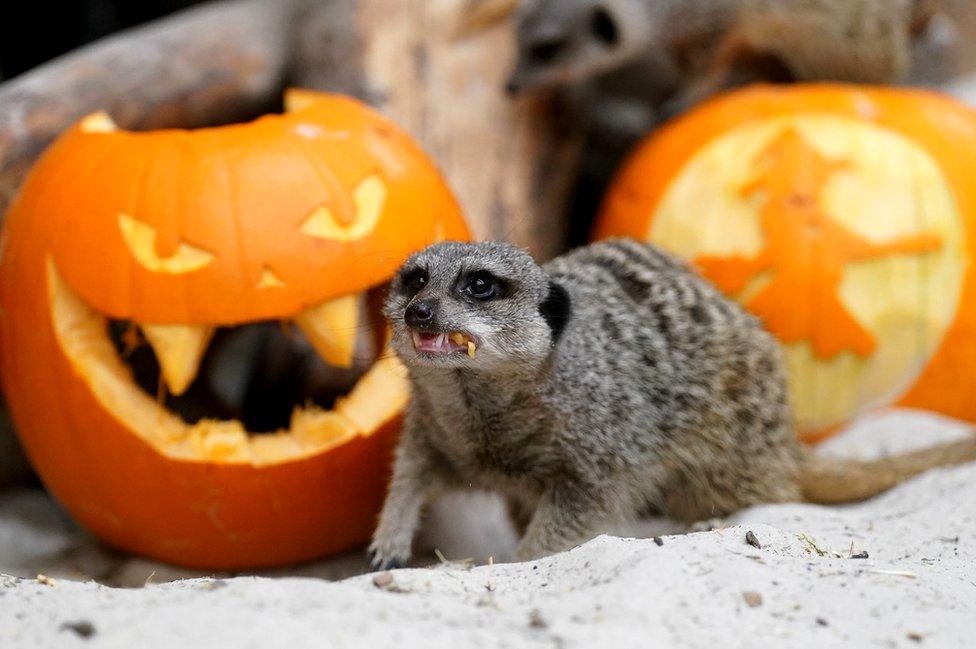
[0,0,292,216]
[293,0,583,260]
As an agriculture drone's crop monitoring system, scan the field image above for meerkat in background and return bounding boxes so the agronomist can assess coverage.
[368,239,976,568]
[507,0,941,108]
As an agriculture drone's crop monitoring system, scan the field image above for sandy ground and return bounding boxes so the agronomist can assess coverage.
[1,408,974,648]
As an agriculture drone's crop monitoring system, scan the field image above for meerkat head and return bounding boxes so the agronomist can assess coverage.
[385,241,571,372]
[507,0,655,94]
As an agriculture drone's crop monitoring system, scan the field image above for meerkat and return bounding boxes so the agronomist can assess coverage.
[506,0,943,109]
[368,239,976,568]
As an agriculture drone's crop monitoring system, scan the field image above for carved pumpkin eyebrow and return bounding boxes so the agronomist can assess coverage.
[117,213,214,274]
[299,174,388,242]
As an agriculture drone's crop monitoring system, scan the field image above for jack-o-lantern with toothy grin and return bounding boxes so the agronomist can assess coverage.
[0,89,469,569]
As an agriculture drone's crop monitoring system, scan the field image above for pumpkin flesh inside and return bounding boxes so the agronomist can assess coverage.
[48,257,408,466]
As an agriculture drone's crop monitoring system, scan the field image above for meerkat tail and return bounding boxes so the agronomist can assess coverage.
[800,433,976,504]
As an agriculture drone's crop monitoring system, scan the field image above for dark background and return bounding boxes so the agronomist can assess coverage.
[0,0,204,80]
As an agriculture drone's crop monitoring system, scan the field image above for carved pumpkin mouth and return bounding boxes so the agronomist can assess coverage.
[47,258,408,466]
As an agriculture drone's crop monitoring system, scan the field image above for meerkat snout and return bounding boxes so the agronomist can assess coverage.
[385,241,569,369]
[508,0,651,93]
[404,300,436,329]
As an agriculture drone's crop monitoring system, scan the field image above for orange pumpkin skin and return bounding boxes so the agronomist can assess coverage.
[596,84,976,441]
[0,90,468,569]
[35,90,468,324]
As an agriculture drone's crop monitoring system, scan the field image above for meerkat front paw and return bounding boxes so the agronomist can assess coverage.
[367,533,412,571]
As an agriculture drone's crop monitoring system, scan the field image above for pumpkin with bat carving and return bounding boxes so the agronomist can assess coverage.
[0,89,469,569]
[596,84,976,442]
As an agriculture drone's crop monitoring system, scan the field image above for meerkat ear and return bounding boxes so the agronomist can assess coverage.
[539,279,571,342]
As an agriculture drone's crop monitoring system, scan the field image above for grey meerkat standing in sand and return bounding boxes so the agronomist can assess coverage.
[368,239,976,568]
[505,0,946,109]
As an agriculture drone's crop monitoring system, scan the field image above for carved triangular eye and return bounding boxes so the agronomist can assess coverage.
[117,213,214,274]
[300,174,388,242]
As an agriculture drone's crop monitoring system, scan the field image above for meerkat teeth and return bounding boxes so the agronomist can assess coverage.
[450,332,465,345]
[436,333,447,349]
[467,341,476,358]
[411,332,422,349]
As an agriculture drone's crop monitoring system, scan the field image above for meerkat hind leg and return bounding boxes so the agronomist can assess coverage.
[506,495,538,538]
[661,457,801,525]
[515,487,622,561]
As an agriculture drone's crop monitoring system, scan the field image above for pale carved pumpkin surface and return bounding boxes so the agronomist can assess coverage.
[650,115,967,433]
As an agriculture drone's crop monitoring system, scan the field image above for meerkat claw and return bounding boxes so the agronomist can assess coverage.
[368,548,406,572]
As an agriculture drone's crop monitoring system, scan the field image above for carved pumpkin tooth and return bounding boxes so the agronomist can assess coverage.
[294,294,360,368]
[140,323,215,396]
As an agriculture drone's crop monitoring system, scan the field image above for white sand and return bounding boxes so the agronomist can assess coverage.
[1,408,974,647]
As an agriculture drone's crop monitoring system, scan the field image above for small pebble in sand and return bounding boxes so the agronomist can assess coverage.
[372,572,406,593]
[60,620,96,639]
[742,591,763,608]
[851,551,869,559]
[653,537,664,547]
[816,617,829,627]
[745,531,761,549]
[907,631,924,643]
[529,608,548,629]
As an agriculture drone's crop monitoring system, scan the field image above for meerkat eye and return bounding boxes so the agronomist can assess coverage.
[400,267,428,294]
[590,7,619,47]
[462,270,500,300]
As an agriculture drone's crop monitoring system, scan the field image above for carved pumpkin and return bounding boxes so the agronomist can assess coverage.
[597,85,976,442]
[0,89,469,569]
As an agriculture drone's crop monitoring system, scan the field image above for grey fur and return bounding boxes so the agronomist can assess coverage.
[369,238,802,568]
[509,0,930,108]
